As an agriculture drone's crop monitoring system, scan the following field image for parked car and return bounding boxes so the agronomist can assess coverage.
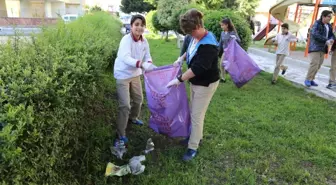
[124,24,131,34]
[120,15,131,25]
[62,14,79,23]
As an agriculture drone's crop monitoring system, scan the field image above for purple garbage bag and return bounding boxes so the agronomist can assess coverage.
[222,40,261,88]
[144,65,191,137]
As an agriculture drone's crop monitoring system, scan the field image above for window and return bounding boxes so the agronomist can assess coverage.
[69,16,77,21]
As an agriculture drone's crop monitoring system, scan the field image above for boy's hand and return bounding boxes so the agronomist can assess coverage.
[142,62,157,71]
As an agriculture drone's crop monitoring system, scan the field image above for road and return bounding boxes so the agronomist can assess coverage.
[0,27,41,36]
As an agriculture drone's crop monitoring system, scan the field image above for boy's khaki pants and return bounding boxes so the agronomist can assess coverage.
[116,76,143,137]
[306,52,325,81]
[273,54,287,81]
[330,51,336,84]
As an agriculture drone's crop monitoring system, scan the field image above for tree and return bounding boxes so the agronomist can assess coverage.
[203,9,252,50]
[196,0,260,17]
[144,0,159,8]
[89,5,102,12]
[145,0,194,8]
[146,10,169,34]
[120,0,155,13]
[157,0,188,40]
[170,3,205,35]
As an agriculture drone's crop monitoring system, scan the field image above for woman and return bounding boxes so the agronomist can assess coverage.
[166,9,219,161]
[218,18,241,83]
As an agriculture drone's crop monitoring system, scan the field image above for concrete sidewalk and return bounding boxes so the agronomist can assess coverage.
[248,48,336,101]
[254,47,332,67]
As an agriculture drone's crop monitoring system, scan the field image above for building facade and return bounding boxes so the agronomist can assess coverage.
[0,0,84,18]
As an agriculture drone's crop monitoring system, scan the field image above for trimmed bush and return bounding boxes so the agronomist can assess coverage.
[146,10,169,34]
[204,9,252,51]
[0,12,122,184]
[170,4,206,35]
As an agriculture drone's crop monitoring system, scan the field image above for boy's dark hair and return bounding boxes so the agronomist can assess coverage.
[320,10,333,21]
[281,23,289,29]
[131,14,146,26]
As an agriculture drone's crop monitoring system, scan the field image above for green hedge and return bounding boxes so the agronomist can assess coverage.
[204,9,252,51]
[0,12,122,184]
[171,4,206,35]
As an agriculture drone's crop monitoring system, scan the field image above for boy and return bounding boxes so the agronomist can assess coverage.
[271,23,298,84]
[304,10,334,87]
[328,40,336,89]
[113,15,156,146]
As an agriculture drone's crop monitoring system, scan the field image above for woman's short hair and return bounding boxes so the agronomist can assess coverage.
[180,9,204,34]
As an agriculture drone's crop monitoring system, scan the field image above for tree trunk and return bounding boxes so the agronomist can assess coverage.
[165,31,169,41]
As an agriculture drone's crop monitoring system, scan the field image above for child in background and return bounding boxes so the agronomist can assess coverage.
[113,14,156,146]
[173,34,192,66]
[218,18,241,83]
[271,23,298,84]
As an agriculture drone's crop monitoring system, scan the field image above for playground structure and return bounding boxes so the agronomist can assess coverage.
[253,0,336,57]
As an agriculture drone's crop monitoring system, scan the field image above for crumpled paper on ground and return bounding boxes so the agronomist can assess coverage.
[144,138,154,154]
[110,140,127,159]
[107,138,154,177]
[129,155,146,175]
[105,155,146,176]
[105,162,131,177]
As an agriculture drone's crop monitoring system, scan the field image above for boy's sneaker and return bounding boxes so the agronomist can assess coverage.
[130,119,144,126]
[120,136,128,143]
[113,136,128,147]
[327,84,336,89]
[311,81,318,86]
[271,80,276,85]
[220,78,226,83]
[183,149,197,161]
[304,80,311,87]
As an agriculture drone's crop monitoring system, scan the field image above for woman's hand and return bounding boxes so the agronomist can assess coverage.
[166,78,181,88]
[173,57,183,67]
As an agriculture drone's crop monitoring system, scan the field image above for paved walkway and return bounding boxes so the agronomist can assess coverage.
[255,47,332,67]
[248,48,336,101]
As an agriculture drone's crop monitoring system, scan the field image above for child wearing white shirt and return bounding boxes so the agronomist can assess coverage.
[113,15,156,146]
[271,23,298,84]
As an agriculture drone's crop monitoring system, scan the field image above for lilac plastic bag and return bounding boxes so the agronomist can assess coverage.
[144,65,191,137]
[223,40,261,88]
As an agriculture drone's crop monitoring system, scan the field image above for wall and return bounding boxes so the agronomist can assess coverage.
[5,0,20,17]
[0,0,8,17]
[30,2,44,17]
[45,1,52,18]
[20,0,32,17]
[66,4,79,14]
[51,2,66,17]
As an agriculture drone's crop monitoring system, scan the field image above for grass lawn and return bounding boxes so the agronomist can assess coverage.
[103,34,336,185]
